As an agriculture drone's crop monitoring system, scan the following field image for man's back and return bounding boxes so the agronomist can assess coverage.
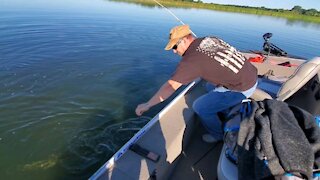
[171,37,257,91]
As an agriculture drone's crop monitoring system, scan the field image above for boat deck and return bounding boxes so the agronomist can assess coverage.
[169,120,223,180]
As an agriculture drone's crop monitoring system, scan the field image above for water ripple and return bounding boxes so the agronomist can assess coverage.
[59,116,150,174]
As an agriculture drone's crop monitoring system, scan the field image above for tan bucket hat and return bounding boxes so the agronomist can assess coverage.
[165,24,192,50]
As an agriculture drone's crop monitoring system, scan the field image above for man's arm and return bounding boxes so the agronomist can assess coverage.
[135,79,182,116]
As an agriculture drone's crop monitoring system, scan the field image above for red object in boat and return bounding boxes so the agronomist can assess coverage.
[249,55,265,63]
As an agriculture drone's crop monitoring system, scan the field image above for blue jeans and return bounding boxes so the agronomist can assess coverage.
[192,83,246,140]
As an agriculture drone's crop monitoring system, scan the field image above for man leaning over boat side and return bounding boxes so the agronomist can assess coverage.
[135,24,258,143]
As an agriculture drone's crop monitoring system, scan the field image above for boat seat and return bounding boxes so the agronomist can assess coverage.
[250,88,273,101]
[217,145,238,180]
[277,57,320,101]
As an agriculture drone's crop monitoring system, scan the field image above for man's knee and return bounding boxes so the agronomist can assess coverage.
[192,98,210,116]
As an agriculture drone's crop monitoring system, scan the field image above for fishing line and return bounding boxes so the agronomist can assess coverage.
[152,0,197,37]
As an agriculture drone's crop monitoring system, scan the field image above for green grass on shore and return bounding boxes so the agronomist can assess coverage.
[111,0,320,24]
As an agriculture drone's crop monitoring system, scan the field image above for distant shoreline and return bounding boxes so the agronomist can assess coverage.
[111,0,320,24]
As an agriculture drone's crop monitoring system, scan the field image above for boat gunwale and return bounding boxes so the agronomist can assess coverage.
[89,79,200,180]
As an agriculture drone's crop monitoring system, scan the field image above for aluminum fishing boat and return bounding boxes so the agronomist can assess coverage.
[90,34,320,180]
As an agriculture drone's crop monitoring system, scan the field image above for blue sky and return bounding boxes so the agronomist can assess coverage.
[204,0,320,10]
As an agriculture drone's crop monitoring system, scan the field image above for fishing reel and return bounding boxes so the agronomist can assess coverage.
[263,33,288,57]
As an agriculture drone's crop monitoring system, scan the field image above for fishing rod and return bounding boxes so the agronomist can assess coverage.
[152,0,197,37]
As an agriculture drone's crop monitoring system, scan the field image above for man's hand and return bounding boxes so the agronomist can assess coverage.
[135,103,150,116]
[135,79,181,116]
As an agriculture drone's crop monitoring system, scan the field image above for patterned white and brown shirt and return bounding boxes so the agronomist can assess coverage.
[171,37,257,91]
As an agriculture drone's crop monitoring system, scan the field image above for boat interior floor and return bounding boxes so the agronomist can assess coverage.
[169,120,223,180]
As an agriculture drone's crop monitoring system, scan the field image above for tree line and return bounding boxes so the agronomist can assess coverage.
[290,6,319,17]
[176,0,320,17]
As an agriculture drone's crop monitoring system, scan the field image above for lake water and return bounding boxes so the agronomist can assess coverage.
[1,0,320,179]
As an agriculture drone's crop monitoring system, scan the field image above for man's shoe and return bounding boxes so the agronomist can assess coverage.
[202,134,219,143]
